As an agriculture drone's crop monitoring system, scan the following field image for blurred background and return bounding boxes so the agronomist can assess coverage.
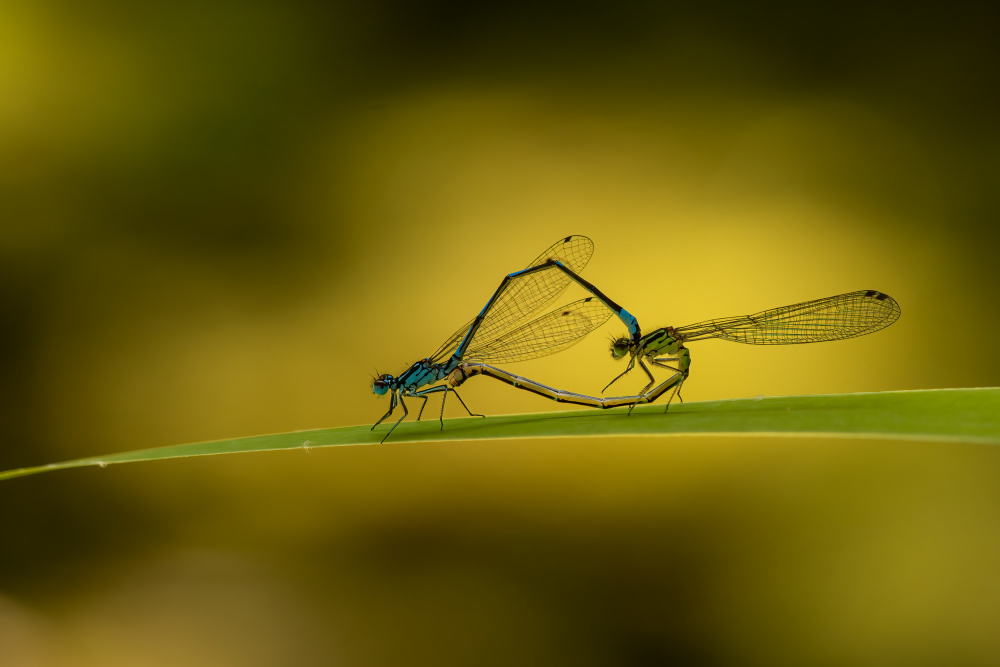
[2,0,1000,664]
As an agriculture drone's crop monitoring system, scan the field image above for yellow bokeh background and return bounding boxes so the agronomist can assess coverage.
[2,1,999,665]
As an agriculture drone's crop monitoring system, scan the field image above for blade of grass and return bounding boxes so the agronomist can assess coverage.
[2,388,997,481]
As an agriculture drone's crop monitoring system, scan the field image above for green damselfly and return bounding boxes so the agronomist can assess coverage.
[451,290,900,412]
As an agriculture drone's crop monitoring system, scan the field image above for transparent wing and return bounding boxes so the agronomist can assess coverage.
[429,235,594,363]
[428,317,474,363]
[675,290,901,345]
[465,297,613,364]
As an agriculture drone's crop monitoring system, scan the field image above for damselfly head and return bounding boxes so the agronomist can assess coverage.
[371,373,393,396]
[610,336,630,360]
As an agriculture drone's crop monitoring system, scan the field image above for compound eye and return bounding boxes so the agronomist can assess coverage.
[371,374,392,395]
[610,337,630,360]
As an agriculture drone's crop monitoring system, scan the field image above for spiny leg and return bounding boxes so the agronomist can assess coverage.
[424,385,451,430]
[662,379,686,413]
[371,391,398,430]
[412,384,486,430]
[438,386,448,429]
[625,395,647,416]
[625,368,658,415]
[625,360,687,416]
[651,357,686,409]
[415,394,430,421]
[603,356,636,393]
[621,361,658,416]
[625,373,685,416]
[636,359,657,396]
[406,385,450,430]
[651,358,681,374]
[381,393,410,444]
[623,358,659,417]
[624,390,664,416]
[431,385,484,429]
[450,387,485,419]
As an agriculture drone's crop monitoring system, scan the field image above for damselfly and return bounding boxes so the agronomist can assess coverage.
[451,290,900,412]
[370,236,639,442]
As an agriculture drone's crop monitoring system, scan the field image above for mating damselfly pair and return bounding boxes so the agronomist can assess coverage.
[370,236,900,442]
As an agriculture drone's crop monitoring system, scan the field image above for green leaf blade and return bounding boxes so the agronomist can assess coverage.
[2,388,997,482]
